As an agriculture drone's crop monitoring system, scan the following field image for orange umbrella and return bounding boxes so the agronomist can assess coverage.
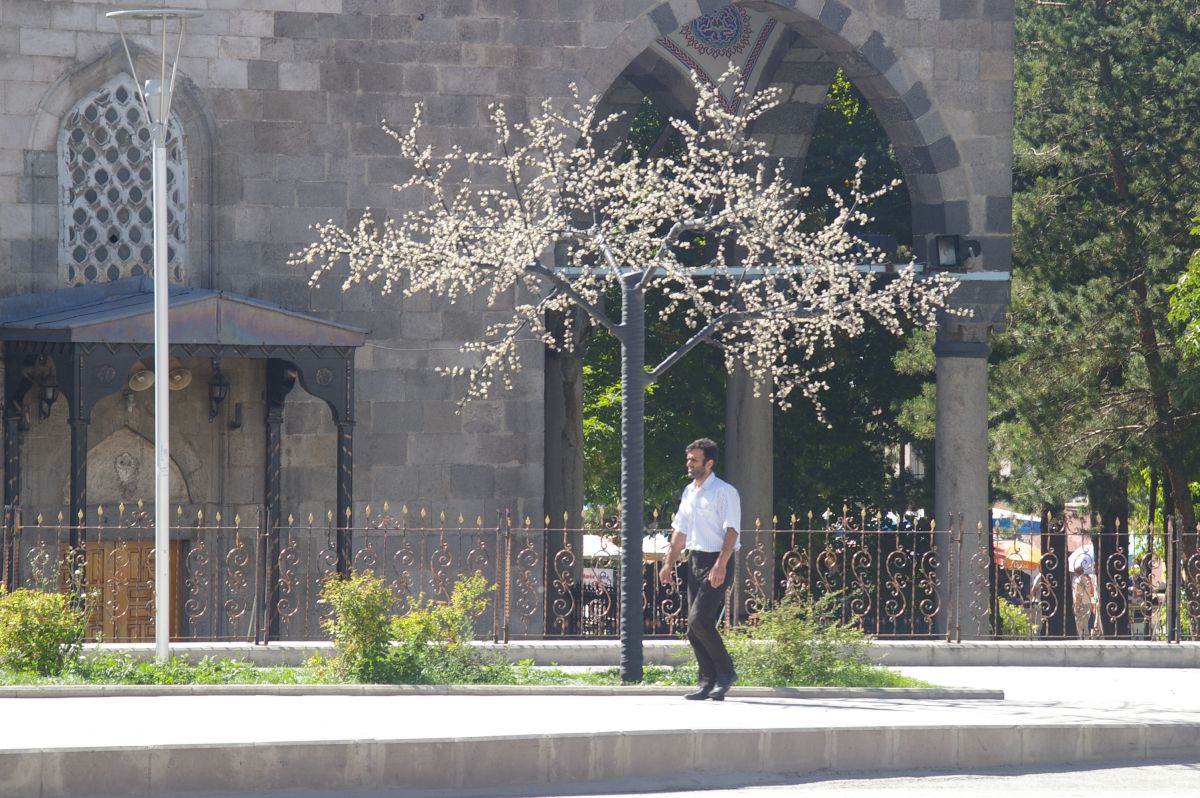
[993,539,1041,572]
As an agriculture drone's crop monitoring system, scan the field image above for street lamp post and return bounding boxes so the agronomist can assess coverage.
[107,8,202,664]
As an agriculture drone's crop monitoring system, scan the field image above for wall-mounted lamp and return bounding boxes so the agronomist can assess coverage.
[208,360,230,421]
[35,357,59,422]
[935,234,961,270]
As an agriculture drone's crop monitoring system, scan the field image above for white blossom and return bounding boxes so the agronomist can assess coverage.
[291,66,961,417]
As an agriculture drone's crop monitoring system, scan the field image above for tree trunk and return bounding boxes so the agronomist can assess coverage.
[618,273,646,682]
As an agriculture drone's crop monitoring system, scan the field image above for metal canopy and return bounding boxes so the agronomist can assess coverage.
[0,278,365,617]
[0,277,366,347]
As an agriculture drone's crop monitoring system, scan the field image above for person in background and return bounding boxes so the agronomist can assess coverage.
[1068,536,1097,639]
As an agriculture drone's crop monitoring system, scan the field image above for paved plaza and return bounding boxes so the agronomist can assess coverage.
[2,664,1199,796]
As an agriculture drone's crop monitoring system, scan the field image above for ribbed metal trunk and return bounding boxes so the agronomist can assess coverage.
[619,273,645,683]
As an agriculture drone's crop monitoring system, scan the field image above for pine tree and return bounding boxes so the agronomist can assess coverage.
[998,2,1200,544]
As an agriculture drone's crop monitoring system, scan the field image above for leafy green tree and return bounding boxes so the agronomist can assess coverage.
[582,292,726,521]
[1168,219,1200,363]
[992,1,1200,540]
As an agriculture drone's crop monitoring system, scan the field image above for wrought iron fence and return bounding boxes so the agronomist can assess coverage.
[2,502,1199,643]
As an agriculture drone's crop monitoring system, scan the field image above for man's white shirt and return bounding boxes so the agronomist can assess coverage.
[672,474,741,553]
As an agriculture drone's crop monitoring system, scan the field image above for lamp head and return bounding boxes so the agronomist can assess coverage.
[144,79,166,125]
[106,9,203,129]
[934,234,961,270]
[105,8,204,22]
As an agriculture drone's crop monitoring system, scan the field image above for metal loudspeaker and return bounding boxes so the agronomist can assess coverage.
[168,367,193,391]
[128,367,154,392]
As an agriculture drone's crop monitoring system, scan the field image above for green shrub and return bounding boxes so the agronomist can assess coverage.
[726,593,879,687]
[389,573,507,684]
[0,588,91,676]
[317,570,508,684]
[318,570,395,682]
[997,599,1035,638]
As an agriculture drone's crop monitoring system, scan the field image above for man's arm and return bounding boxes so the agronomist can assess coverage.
[708,484,741,587]
[707,527,737,588]
[658,530,687,585]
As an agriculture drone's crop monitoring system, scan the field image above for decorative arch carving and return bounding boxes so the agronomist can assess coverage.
[75,425,191,505]
[28,42,216,288]
[589,1,965,260]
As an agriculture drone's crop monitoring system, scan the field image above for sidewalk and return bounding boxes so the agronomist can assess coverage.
[87,639,1200,668]
[2,667,1199,797]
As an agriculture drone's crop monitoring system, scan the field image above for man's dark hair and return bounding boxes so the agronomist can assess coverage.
[686,438,718,464]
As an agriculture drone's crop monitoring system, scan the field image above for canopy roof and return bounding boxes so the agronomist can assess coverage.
[0,277,366,347]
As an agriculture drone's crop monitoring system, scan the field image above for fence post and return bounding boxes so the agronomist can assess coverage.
[948,517,962,643]
[988,520,999,638]
[503,509,513,645]
[255,506,272,645]
[1168,514,1181,644]
[1041,513,1067,638]
[1,505,11,591]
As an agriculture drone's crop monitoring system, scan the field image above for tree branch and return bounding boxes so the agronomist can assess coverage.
[647,296,809,383]
[638,216,713,290]
[647,310,748,383]
[526,260,620,336]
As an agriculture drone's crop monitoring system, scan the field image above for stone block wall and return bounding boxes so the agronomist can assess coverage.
[0,0,1014,527]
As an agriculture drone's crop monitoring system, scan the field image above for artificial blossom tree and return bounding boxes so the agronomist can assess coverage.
[294,69,959,682]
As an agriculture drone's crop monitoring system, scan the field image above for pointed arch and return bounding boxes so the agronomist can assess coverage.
[27,42,216,288]
[587,0,975,265]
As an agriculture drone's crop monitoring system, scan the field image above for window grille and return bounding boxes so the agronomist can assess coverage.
[58,73,188,286]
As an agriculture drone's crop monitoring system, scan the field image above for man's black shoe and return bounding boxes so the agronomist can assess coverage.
[708,672,737,701]
[684,683,714,700]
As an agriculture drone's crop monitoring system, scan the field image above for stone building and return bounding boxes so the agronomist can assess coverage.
[0,1,1012,638]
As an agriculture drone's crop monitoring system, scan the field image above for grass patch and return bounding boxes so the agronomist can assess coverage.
[0,655,930,688]
[0,572,930,689]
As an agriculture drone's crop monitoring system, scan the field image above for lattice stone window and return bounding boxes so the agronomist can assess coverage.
[58,73,188,286]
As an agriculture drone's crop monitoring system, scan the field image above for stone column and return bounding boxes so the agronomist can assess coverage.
[724,363,774,619]
[933,335,991,639]
[543,309,587,634]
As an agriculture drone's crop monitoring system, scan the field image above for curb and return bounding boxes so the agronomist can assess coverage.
[3,721,1195,797]
[81,640,1200,668]
[0,683,1004,700]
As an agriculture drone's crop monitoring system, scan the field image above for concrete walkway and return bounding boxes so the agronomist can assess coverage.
[91,639,1200,668]
[2,667,1199,797]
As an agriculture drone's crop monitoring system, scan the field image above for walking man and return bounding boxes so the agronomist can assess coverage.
[659,438,741,700]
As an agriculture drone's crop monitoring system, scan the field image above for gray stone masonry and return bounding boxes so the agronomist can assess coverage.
[0,0,1012,557]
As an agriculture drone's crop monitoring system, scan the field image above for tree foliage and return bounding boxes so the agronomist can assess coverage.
[0,588,90,676]
[992,1,1200,521]
[580,77,928,518]
[294,67,956,417]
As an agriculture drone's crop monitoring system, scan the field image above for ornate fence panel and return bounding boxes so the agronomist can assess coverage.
[2,503,1199,643]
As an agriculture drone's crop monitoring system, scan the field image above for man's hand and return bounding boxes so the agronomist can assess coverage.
[708,560,727,588]
[658,562,675,585]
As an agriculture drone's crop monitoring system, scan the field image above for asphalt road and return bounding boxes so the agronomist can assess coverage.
[194,760,1200,798]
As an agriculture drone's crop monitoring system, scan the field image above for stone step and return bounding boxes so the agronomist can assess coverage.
[5,717,1197,797]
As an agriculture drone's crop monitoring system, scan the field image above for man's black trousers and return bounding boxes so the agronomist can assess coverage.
[686,550,735,686]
